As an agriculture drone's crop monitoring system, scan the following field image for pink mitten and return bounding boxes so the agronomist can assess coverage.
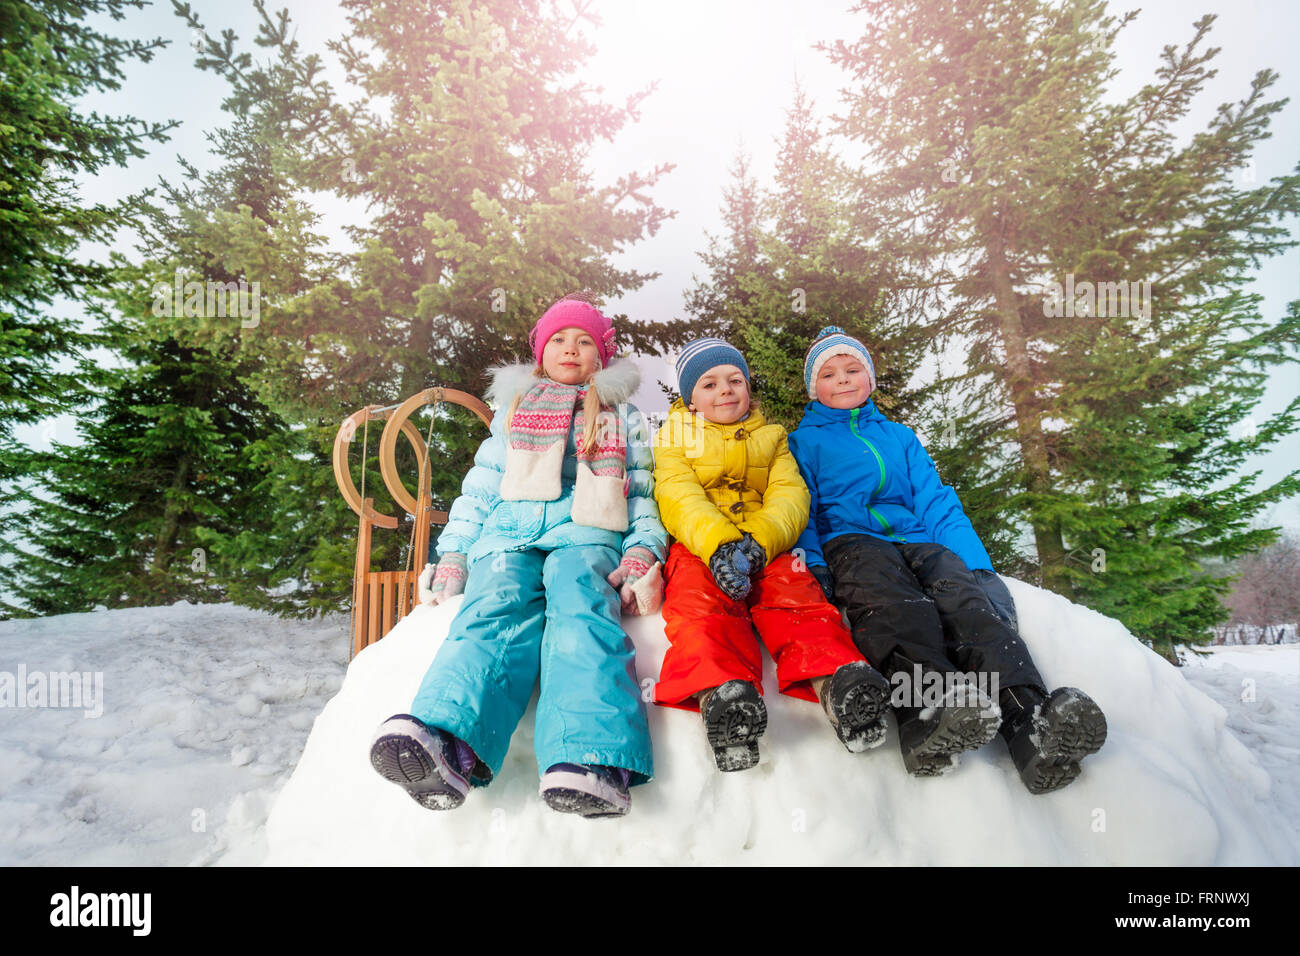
[418,553,467,606]
[630,561,664,616]
[606,546,658,616]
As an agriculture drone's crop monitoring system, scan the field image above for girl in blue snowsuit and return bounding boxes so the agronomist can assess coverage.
[370,295,667,818]
[789,326,1107,794]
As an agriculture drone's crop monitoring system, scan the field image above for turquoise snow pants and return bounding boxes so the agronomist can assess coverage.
[409,543,653,785]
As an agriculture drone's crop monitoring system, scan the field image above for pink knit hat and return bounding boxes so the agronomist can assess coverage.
[529,297,617,368]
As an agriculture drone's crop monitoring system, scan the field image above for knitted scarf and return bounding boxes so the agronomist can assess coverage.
[499,379,629,532]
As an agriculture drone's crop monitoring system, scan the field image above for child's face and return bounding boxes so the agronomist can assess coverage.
[815,353,873,409]
[541,326,601,385]
[689,364,750,424]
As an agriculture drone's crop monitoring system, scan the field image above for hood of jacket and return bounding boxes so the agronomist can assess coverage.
[485,358,641,410]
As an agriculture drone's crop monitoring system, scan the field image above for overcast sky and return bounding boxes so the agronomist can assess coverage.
[31,0,1300,531]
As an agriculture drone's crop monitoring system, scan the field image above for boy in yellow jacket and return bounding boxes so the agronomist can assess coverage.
[652,338,890,771]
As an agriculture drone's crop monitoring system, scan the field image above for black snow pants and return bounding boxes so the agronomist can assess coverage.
[824,534,1046,695]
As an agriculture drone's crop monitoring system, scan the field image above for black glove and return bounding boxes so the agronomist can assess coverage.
[736,533,767,578]
[973,568,1018,632]
[709,541,752,601]
[810,564,836,603]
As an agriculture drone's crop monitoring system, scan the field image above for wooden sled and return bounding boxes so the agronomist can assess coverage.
[332,387,492,658]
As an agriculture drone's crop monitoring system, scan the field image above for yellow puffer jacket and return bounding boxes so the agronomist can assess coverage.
[652,399,811,563]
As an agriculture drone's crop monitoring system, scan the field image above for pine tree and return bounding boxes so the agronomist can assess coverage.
[0,329,285,616]
[123,0,691,614]
[163,0,687,409]
[0,0,175,477]
[825,0,1300,656]
[3,2,361,619]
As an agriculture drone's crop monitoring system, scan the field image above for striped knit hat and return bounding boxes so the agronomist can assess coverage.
[675,338,750,403]
[803,326,876,399]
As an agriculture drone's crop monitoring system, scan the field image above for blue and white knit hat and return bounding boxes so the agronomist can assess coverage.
[803,326,876,399]
[675,337,750,403]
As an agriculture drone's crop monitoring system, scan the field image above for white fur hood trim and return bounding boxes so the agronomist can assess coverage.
[485,359,641,409]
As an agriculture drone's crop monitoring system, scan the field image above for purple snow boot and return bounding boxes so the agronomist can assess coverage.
[369,714,476,811]
[540,763,632,818]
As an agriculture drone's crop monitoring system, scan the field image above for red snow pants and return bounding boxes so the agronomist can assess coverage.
[654,542,866,710]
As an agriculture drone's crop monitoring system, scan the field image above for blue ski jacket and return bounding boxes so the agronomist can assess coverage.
[787,399,993,572]
[434,360,667,569]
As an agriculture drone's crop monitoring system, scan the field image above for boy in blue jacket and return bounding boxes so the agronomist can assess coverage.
[788,326,1105,793]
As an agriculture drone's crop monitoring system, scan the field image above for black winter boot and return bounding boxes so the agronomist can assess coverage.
[1000,686,1107,794]
[699,680,767,772]
[895,679,1002,776]
[820,661,892,752]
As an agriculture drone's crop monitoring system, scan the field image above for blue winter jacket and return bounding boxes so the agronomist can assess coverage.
[434,360,668,568]
[787,399,993,572]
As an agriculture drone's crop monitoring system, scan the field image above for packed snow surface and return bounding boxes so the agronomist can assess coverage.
[1,583,1296,865]
[265,580,1300,865]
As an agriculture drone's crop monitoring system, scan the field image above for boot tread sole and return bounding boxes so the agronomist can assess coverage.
[703,681,767,772]
[901,700,1002,777]
[1019,691,1108,794]
[541,788,629,818]
[827,664,892,752]
[370,733,467,810]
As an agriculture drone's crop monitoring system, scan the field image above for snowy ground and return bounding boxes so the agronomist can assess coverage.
[0,603,348,865]
[1178,641,1299,848]
[1,588,1297,865]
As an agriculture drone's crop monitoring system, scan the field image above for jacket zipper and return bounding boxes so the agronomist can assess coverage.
[848,407,905,542]
[849,408,887,494]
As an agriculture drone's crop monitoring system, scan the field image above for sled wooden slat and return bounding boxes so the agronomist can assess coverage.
[349,570,419,656]
[382,575,395,636]
[368,576,381,653]
[396,571,414,620]
[383,571,416,629]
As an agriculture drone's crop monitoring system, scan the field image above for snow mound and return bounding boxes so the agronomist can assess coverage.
[265,579,1299,865]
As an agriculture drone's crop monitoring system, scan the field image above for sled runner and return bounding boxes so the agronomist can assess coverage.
[332,387,492,657]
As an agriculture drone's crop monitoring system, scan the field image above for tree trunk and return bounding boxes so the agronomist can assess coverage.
[987,230,1073,597]
[402,254,439,398]
[152,454,192,582]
